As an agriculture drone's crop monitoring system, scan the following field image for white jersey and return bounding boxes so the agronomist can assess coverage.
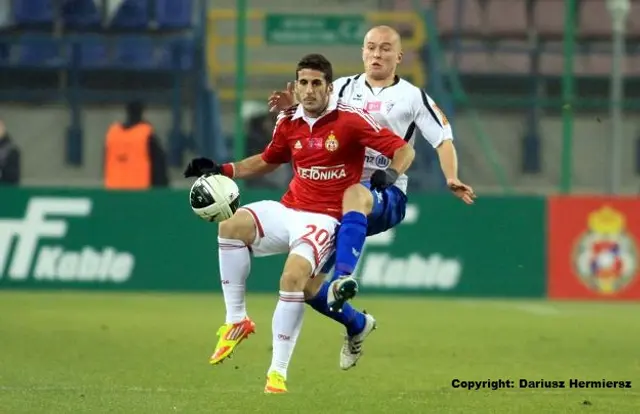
[332,74,454,193]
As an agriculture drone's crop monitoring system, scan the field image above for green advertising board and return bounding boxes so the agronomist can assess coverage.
[0,188,546,298]
[264,14,367,45]
[355,195,547,298]
[0,188,285,292]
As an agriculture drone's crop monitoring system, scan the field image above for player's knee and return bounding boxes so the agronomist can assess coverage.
[342,183,374,214]
[218,210,256,245]
[280,254,313,292]
[303,275,325,300]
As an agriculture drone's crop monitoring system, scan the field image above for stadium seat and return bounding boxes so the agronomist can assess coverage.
[539,50,585,76]
[533,0,564,40]
[485,0,528,39]
[73,36,110,68]
[157,38,194,70]
[62,0,102,29]
[15,36,67,67]
[437,0,484,38]
[576,53,611,76]
[454,49,531,75]
[113,36,156,68]
[110,0,150,30]
[626,55,640,76]
[578,0,612,40]
[629,6,640,40]
[12,0,54,27]
[155,0,194,29]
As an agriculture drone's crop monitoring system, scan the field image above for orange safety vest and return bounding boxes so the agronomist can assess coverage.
[104,122,153,189]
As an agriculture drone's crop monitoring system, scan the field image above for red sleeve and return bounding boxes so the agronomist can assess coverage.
[349,109,406,157]
[261,114,291,164]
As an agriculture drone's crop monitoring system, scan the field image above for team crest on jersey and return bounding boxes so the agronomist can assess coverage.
[325,132,339,152]
[385,101,395,113]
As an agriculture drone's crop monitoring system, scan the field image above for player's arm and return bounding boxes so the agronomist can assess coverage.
[435,140,458,182]
[184,114,291,179]
[413,90,475,204]
[228,153,280,178]
[350,110,415,188]
[387,142,414,176]
[352,110,414,174]
[411,90,458,180]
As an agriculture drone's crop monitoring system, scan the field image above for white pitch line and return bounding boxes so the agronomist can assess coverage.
[511,304,561,316]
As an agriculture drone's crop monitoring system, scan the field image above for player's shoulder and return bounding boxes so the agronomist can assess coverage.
[336,101,368,117]
[332,74,363,98]
[335,102,382,130]
[333,74,361,87]
[394,77,427,102]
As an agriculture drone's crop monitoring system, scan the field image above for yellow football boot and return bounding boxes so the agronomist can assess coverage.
[264,371,287,394]
[209,317,255,365]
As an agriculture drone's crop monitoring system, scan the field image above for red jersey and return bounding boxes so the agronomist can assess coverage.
[261,99,406,219]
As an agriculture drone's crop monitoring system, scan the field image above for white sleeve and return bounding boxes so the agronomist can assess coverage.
[413,89,454,148]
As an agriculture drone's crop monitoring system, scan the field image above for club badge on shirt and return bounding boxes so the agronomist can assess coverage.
[325,132,339,152]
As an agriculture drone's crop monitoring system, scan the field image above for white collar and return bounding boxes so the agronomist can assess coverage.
[292,96,338,120]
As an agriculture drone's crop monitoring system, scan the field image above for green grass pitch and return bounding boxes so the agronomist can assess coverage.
[0,291,638,413]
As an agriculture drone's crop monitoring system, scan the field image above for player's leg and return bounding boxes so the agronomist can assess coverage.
[211,201,290,365]
[265,252,311,394]
[217,210,255,324]
[265,211,338,393]
[329,183,408,309]
[303,275,368,337]
[335,184,407,369]
[326,183,374,311]
[333,183,373,278]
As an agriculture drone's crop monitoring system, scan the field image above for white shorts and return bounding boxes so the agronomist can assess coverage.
[239,200,339,275]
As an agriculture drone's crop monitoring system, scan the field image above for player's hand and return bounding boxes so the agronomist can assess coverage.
[447,178,476,204]
[370,168,399,191]
[268,82,295,113]
[184,157,222,178]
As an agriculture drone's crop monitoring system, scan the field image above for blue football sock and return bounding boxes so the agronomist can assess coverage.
[306,281,367,336]
[333,211,368,281]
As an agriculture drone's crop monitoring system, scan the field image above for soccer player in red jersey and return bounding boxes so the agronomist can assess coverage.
[268,26,475,371]
[183,53,415,393]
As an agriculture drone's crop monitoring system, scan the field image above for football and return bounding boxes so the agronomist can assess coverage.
[189,174,240,223]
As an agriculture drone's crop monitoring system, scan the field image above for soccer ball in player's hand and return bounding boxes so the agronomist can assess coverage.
[189,174,240,223]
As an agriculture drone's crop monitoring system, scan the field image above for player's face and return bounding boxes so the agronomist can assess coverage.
[295,69,333,116]
[362,29,402,81]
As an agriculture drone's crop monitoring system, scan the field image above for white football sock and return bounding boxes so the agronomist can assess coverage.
[268,291,305,379]
[218,237,251,324]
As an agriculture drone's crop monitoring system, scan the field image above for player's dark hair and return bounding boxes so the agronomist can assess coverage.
[296,54,333,84]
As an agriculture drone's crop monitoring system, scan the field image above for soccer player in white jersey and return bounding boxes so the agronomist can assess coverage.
[268,26,475,370]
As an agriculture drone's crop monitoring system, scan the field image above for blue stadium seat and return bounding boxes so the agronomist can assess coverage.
[110,0,150,30]
[62,0,102,29]
[157,38,194,70]
[16,37,67,67]
[113,36,156,69]
[155,0,193,29]
[12,0,54,27]
[73,37,110,68]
